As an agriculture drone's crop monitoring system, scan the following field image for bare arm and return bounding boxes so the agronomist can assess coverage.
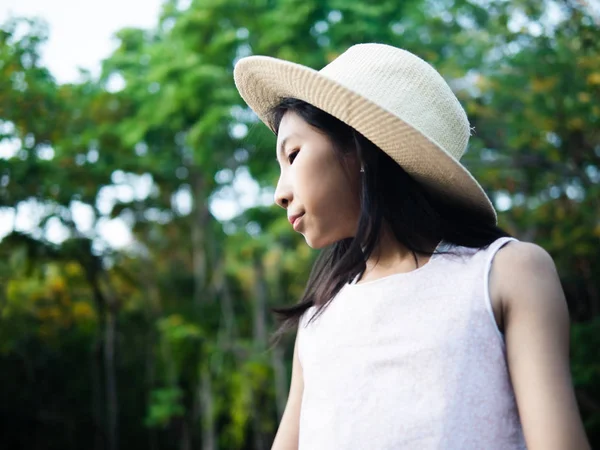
[491,242,591,450]
[271,330,304,450]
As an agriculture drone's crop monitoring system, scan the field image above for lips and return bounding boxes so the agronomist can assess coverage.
[288,213,304,229]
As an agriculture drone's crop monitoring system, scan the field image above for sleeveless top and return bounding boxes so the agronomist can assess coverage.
[297,237,528,449]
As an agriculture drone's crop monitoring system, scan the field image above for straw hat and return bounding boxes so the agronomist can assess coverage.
[233,43,497,224]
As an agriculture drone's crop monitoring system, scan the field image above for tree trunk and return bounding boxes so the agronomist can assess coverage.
[251,254,270,448]
[98,269,121,450]
[271,345,288,419]
[91,338,105,450]
[145,339,159,450]
[180,418,192,450]
[250,388,267,450]
[200,367,216,450]
[104,309,118,450]
[190,167,217,450]
[252,255,268,349]
[219,272,238,343]
[82,252,117,450]
[191,170,209,307]
[143,258,162,450]
[271,257,289,418]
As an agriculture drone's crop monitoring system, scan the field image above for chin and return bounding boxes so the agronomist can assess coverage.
[303,233,337,250]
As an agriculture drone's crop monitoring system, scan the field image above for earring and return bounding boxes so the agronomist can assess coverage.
[360,167,365,173]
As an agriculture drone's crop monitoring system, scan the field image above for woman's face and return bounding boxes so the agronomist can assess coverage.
[274,111,362,249]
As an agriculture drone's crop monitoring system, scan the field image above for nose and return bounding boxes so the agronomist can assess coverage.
[274,175,292,209]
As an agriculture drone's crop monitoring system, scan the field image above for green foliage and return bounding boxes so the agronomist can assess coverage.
[145,387,186,428]
[0,0,598,448]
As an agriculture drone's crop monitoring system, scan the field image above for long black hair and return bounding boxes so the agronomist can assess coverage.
[268,98,510,338]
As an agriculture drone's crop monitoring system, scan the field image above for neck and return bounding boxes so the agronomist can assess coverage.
[361,225,438,282]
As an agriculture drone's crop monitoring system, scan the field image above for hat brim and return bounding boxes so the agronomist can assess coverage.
[233,55,497,224]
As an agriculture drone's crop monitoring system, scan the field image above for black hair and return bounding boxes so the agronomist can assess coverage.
[268,98,510,338]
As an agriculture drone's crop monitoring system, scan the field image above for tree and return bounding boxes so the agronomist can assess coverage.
[1,0,598,447]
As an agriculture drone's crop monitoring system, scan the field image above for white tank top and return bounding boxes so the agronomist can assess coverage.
[297,237,527,449]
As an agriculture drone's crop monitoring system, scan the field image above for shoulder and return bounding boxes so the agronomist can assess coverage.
[492,240,557,278]
[490,240,566,326]
[491,241,559,298]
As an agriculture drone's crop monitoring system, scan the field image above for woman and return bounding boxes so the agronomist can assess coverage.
[233,43,590,449]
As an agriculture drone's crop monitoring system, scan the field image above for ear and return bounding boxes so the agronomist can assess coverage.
[343,151,362,174]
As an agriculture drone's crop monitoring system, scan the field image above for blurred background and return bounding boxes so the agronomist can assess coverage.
[0,0,599,449]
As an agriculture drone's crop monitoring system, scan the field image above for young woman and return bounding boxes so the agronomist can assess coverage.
[233,43,590,449]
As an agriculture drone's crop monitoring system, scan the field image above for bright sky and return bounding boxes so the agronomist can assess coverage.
[0,0,165,83]
[0,0,268,248]
[0,0,163,249]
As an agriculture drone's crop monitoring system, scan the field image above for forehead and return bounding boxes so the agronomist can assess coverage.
[276,112,308,156]
[277,111,308,139]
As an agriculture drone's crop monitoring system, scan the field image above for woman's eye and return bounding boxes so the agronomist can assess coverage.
[288,150,299,164]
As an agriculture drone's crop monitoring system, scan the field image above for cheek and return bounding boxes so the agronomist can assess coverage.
[296,157,338,209]
[298,161,360,236]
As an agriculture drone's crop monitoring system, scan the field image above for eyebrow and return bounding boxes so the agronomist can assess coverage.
[277,134,298,160]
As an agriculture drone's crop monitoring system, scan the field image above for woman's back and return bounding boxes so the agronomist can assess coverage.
[297,237,527,449]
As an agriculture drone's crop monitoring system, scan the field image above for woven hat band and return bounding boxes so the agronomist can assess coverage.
[319,44,470,161]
